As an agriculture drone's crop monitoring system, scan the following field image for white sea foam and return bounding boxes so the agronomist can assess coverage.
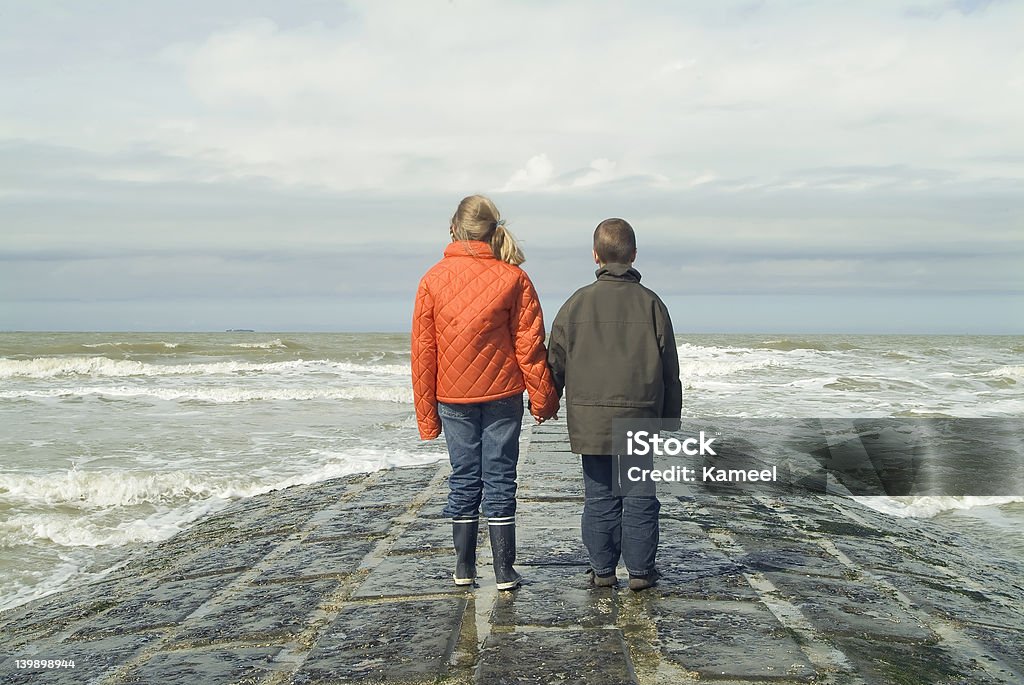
[82,341,179,349]
[676,343,780,379]
[982,365,1024,380]
[0,469,247,509]
[0,448,443,549]
[856,495,1024,519]
[231,338,289,349]
[0,357,411,380]
[0,509,209,548]
[0,384,414,404]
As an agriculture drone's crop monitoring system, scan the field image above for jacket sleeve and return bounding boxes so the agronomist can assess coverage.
[547,302,567,400]
[411,278,441,440]
[657,299,683,428]
[512,272,559,421]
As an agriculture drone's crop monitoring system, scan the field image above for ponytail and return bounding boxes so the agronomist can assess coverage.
[450,195,527,265]
[489,222,525,266]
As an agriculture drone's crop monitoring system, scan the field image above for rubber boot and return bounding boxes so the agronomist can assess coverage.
[452,516,478,586]
[488,518,522,590]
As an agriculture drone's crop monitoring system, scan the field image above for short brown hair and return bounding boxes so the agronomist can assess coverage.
[593,218,636,264]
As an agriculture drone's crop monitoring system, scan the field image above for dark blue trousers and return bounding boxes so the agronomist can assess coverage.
[581,454,660,577]
[439,394,523,519]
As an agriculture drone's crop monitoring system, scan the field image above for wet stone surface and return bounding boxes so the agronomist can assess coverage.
[123,646,281,684]
[67,574,238,641]
[492,566,615,628]
[254,538,377,583]
[353,554,464,599]
[2,422,1023,685]
[388,519,463,555]
[294,598,464,684]
[835,636,1006,685]
[304,506,397,541]
[171,579,338,646]
[737,545,852,579]
[766,573,938,643]
[163,537,280,582]
[476,628,637,685]
[654,598,816,681]
[3,633,160,685]
[515,526,591,566]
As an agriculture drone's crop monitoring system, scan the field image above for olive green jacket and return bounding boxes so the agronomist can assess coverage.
[547,264,683,455]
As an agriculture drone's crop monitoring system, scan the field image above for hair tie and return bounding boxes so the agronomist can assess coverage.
[494,219,506,230]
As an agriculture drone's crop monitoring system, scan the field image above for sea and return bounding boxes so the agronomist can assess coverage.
[1,332,1022,612]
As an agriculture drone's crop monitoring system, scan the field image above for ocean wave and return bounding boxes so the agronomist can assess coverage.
[676,344,780,378]
[0,448,443,547]
[756,338,859,352]
[982,365,1024,380]
[0,469,248,509]
[0,508,212,549]
[82,341,181,350]
[856,495,1024,519]
[230,338,304,350]
[678,358,779,378]
[0,357,411,380]
[0,384,415,404]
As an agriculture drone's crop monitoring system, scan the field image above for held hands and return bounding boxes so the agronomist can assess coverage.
[527,398,559,425]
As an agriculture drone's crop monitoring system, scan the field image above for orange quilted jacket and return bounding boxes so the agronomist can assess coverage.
[412,240,559,440]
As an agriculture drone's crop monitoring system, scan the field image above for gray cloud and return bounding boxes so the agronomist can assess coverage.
[1,2,1022,332]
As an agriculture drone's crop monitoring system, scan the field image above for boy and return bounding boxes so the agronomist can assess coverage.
[547,218,682,590]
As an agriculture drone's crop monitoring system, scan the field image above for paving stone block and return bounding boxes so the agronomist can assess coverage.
[518,476,584,501]
[765,574,937,643]
[476,628,637,685]
[122,646,281,684]
[655,541,755,600]
[0,579,142,643]
[835,636,1008,685]
[1,632,159,685]
[304,506,397,541]
[373,466,438,488]
[67,574,237,640]
[164,537,280,582]
[872,571,1023,633]
[491,566,615,628]
[516,526,589,566]
[515,501,583,529]
[354,554,464,598]
[255,539,377,583]
[737,545,851,579]
[390,520,453,555]
[655,598,815,681]
[172,579,337,646]
[294,598,464,684]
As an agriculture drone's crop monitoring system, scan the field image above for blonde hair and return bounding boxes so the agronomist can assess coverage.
[451,195,525,265]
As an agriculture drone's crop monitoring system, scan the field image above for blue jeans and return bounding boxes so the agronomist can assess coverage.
[582,455,660,577]
[439,394,524,519]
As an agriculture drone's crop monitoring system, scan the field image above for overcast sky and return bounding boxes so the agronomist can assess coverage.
[1,0,1022,333]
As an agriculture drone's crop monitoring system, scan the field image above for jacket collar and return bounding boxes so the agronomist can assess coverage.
[596,263,642,283]
[444,240,496,259]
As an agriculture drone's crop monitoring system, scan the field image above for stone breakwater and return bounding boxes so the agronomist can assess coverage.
[1,421,1022,684]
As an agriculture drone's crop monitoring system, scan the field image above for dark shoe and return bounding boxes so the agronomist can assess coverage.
[628,569,660,591]
[588,569,617,587]
[452,516,478,586]
[488,519,521,590]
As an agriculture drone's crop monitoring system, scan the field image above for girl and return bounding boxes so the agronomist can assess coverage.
[412,195,559,590]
